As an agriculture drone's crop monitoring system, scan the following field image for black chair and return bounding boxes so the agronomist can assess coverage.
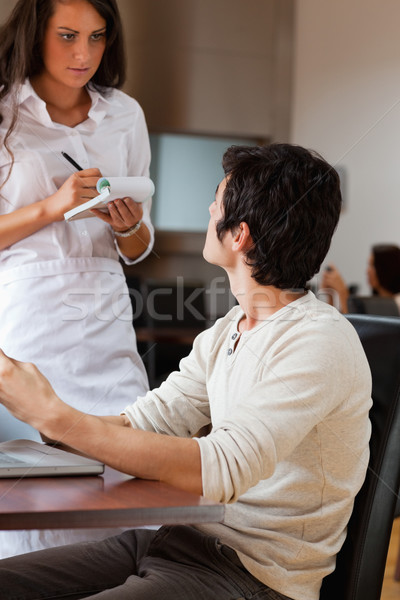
[134,278,207,388]
[319,314,400,600]
[347,295,400,317]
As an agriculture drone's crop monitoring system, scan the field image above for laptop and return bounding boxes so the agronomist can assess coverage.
[0,439,104,478]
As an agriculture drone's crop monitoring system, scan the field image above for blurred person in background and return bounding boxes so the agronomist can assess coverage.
[320,243,400,313]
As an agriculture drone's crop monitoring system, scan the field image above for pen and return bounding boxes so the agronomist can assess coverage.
[61,151,84,171]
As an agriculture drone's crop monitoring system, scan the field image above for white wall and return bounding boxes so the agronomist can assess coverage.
[291,0,400,293]
[121,0,293,141]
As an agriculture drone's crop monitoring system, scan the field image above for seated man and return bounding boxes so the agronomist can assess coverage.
[0,144,372,600]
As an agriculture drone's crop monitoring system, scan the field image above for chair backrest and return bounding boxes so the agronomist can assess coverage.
[347,295,400,317]
[319,314,400,600]
[142,278,207,330]
[132,278,207,388]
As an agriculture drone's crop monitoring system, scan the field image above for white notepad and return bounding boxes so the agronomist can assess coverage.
[64,176,155,221]
[0,439,104,478]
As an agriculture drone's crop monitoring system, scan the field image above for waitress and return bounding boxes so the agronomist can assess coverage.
[0,0,153,555]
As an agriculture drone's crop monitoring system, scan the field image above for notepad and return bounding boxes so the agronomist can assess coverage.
[0,439,104,478]
[64,176,155,221]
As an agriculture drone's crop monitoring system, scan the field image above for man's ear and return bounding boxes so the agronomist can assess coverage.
[232,222,252,252]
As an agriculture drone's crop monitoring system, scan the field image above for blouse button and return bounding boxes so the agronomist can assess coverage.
[227,348,233,356]
[232,333,238,340]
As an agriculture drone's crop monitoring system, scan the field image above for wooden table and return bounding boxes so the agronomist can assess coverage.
[0,466,224,530]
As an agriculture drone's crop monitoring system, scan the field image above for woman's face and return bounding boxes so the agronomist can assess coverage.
[39,0,107,92]
[367,253,379,291]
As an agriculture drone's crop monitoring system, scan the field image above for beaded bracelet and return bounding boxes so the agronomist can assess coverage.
[114,220,142,238]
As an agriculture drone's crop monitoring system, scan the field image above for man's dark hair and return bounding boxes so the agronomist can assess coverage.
[372,244,400,295]
[217,143,342,290]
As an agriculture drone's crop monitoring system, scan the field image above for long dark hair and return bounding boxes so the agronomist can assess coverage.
[372,244,400,295]
[0,0,126,182]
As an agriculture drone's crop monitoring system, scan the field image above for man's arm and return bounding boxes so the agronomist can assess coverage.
[0,351,202,495]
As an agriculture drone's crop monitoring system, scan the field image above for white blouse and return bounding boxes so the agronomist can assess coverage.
[0,79,154,282]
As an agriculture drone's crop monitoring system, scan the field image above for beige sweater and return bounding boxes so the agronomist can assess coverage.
[123,292,372,600]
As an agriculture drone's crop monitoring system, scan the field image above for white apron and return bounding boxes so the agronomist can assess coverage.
[0,79,154,558]
[0,257,149,557]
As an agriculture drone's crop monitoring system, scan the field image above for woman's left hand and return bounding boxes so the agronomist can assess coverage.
[91,196,143,233]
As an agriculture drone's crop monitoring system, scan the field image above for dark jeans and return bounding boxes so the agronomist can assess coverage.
[0,525,293,600]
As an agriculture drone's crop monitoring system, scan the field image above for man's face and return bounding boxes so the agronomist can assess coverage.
[203,177,229,267]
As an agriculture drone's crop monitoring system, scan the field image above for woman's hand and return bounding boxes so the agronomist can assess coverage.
[43,168,102,222]
[92,197,151,260]
[90,196,143,233]
[320,264,349,312]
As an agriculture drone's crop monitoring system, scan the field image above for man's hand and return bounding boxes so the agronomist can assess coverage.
[0,350,61,432]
